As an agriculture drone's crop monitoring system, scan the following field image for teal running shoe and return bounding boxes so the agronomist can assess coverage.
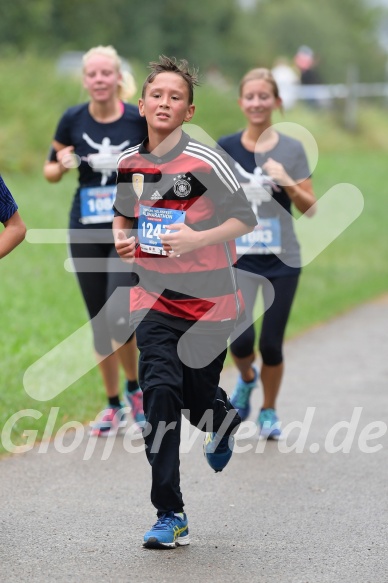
[123,388,146,431]
[143,512,190,549]
[203,432,234,473]
[258,408,282,440]
[229,365,259,421]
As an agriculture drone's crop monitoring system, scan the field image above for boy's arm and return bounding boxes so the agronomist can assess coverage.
[0,211,26,259]
[160,217,253,258]
[113,215,136,262]
[196,217,252,246]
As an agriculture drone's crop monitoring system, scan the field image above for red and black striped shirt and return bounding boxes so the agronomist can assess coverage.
[114,132,257,332]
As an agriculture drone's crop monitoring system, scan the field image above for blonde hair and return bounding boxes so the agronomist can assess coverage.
[82,45,137,101]
[239,68,282,111]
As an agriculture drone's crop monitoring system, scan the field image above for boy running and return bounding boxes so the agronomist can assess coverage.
[113,56,256,549]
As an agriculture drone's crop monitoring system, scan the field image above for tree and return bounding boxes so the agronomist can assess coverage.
[237,0,386,82]
[0,0,385,83]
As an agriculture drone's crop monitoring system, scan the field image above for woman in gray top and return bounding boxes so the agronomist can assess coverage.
[218,67,316,439]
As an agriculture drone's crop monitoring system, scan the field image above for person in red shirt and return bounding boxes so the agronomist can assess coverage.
[113,55,256,549]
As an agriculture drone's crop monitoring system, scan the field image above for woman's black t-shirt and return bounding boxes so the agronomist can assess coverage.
[51,102,147,229]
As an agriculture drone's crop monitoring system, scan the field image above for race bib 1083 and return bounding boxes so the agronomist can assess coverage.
[236,217,282,255]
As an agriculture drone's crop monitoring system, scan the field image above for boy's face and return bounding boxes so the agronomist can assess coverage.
[139,72,195,135]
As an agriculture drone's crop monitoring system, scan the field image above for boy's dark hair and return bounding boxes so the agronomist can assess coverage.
[141,55,199,104]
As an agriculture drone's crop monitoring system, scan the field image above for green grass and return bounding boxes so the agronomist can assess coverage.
[286,149,388,336]
[0,173,103,456]
[1,56,388,455]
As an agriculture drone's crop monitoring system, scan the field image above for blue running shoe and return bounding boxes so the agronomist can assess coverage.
[143,512,190,549]
[258,408,282,440]
[229,365,259,421]
[123,388,146,432]
[203,432,234,473]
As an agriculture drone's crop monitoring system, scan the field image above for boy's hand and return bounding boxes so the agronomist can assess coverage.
[160,223,202,258]
[114,231,136,263]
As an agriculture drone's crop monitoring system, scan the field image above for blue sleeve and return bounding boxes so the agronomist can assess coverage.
[0,175,18,223]
[45,109,72,161]
[53,109,73,146]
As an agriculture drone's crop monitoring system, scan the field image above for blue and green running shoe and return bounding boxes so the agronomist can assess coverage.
[258,408,282,440]
[229,365,259,421]
[203,432,234,473]
[143,512,190,549]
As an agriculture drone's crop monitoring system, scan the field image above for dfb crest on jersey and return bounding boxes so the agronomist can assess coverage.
[133,173,144,198]
[173,176,191,198]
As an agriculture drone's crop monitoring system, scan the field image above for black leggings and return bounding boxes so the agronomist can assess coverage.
[69,229,138,356]
[230,271,299,366]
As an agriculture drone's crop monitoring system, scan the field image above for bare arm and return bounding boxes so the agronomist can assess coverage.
[282,177,317,217]
[113,215,136,262]
[262,158,317,217]
[0,211,26,259]
[43,140,75,183]
[160,217,254,258]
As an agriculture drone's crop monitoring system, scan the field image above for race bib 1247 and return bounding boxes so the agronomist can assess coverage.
[138,205,186,255]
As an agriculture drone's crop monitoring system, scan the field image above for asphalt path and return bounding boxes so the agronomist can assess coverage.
[1,297,387,583]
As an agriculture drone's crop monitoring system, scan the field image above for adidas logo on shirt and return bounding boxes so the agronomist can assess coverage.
[150,190,163,200]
